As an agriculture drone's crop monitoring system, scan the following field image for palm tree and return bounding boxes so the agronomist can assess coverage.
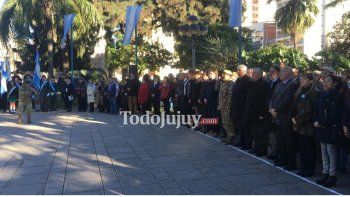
[0,0,102,74]
[273,0,319,49]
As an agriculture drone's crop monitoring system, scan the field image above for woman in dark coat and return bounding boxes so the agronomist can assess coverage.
[292,73,319,177]
[313,75,343,187]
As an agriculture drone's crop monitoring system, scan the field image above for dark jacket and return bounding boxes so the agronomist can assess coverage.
[108,83,118,98]
[64,83,75,97]
[75,82,87,97]
[269,79,299,126]
[231,75,252,119]
[314,88,343,144]
[151,81,161,100]
[40,80,51,95]
[343,87,350,128]
[126,78,140,96]
[292,87,319,135]
[244,78,268,126]
[203,79,218,109]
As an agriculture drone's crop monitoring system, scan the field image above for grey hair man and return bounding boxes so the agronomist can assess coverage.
[231,64,253,149]
[269,66,299,170]
[244,67,269,156]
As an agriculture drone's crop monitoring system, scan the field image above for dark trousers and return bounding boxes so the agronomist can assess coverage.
[251,125,267,155]
[207,106,219,134]
[66,96,73,111]
[234,118,252,148]
[162,98,170,114]
[61,93,67,110]
[181,96,193,115]
[174,96,182,114]
[89,102,95,112]
[78,96,87,112]
[153,98,160,115]
[49,94,56,111]
[276,125,296,167]
[140,101,151,114]
[297,133,315,175]
[0,93,7,112]
[40,94,48,112]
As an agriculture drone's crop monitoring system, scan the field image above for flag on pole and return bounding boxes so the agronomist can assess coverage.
[0,61,8,94]
[5,58,11,82]
[34,49,41,91]
[229,0,242,28]
[123,5,143,45]
[61,14,76,49]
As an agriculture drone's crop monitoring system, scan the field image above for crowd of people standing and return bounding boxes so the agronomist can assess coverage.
[0,64,349,188]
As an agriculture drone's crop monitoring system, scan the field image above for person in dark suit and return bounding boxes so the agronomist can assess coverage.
[203,71,219,136]
[76,78,87,112]
[126,73,140,114]
[151,75,161,115]
[64,78,75,112]
[181,70,196,116]
[40,75,51,112]
[269,67,299,171]
[266,66,282,160]
[231,65,252,149]
[244,67,269,156]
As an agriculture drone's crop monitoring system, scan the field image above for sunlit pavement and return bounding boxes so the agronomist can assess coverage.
[0,111,347,195]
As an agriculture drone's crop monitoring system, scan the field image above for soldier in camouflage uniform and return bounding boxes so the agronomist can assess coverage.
[18,76,36,124]
[218,70,236,145]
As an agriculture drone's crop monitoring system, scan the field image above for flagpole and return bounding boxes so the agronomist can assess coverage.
[70,26,74,84]
[135,24,138,72]
[238,26,242,64]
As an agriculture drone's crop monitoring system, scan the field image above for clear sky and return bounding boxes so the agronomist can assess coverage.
[0,0,4,9]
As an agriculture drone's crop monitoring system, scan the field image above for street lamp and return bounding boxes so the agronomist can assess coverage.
[179,15,208,69]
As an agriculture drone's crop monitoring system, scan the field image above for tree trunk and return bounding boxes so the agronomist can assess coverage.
[44,0,54,77]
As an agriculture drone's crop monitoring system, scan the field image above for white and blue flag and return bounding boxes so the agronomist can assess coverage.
[229,0,242,28]
[61,14,76,49]
[0,61,8,94]
[34,49,41,90]
[123,5,142,45]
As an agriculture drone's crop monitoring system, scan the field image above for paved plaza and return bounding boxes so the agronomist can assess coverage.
[0,111,348,195]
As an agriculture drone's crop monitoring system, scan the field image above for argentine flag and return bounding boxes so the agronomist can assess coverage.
[123,5,142,45]
[229,0,242,28]
[0,61,8,94]
[33,50,41,91]
[61,14,76,49]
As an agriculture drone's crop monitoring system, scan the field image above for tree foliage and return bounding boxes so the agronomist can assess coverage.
[174,24,252,70]
[0,0,102,74]
[105,32,172,75]
[245,44,315,71]
[315,12,350,71]
[272,0,318,48]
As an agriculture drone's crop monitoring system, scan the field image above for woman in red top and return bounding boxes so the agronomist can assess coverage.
[159,77,172,114]
[138,74,151,114]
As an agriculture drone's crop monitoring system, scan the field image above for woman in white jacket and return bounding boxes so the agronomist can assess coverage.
[87,79,96,112]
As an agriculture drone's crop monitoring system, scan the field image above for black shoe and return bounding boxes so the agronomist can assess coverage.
[274,161,287,167]
[248,150,255,154]
[267,155,277,160]
[194,127,202,131]
[240,146,251,150]
[322,176,336,187]
[316,173,329,185]
[255,153,265,157]
[283,165,297,171]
